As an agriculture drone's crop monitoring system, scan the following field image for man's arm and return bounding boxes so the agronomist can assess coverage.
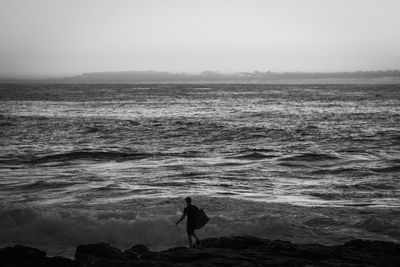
[175,208,187,225]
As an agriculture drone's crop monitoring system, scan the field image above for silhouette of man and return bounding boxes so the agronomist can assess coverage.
[175,197,200,247]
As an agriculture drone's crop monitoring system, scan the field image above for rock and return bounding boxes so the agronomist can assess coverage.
[336,239,400,266]
[0,245,46,260]
[201,236,267,250]
[157,247,217,262]
[124,244,150,259]
[44,256,77,267]
[75,243,127,266]
[344,238,400,254]
[129,244,150,255]
[123,249,140,260]
[267,239,297,255]
[0,245,74,267]
[296,244,336,261]
[1,237,400,266]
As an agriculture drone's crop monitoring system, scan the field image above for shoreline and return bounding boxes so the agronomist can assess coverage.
[1,236,399,266]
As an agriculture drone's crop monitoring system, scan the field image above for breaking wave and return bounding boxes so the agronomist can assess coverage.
[1,203,400,258]
[0,206,305,257]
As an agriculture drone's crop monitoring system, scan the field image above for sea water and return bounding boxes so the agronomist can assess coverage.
[0,84,399,257]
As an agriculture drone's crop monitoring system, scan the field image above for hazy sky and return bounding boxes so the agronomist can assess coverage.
[1,0,400,77]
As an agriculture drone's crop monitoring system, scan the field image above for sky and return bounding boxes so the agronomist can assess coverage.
[0,0,400,78]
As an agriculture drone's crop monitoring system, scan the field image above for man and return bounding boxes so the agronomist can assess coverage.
[175,197,200,247]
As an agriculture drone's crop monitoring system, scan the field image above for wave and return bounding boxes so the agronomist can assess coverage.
[164,151,203,158]
[21,180,77,190]
[311,167,361,175]
[334,182,396,191]
[390,135,400,144]
[307,192,341,200]
[0,150,209,165]
[238,148,276,153]
[303,217,344,227]
[0,207,180,257]
[227,152,278,160]
[307,190,392,200]
[1,202,400,258]
[84,127,101,133]
[354,217,399,234]
[0,122,13,127]
[370,165,400,173]
[0,206,304,257]
[27,151,153,164]
[278,153,341,162]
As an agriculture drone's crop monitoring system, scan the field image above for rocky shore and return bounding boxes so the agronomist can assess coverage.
[1,236,399,266]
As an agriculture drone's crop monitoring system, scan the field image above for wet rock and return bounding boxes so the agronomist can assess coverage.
[45,256,77,267]
[75,243,127,266]
[128,244,150,255]
[296,244,336,261]
[156,247,218,262]
[0,245,46,267]
[267,239,298,255]
[335,239,400,266]
[201,235,267,250]
[0,245,46,260]
[1,237,400,266]
[124,244,150,260]
[0,245,75,267]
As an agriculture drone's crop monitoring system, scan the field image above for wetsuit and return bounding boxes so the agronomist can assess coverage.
[184,204,199,235]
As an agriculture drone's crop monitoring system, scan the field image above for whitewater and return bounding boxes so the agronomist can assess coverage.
[0,84,399,257]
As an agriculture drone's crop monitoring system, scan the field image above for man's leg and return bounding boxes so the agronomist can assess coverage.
[192,232,200,244]
[188,234,193,247]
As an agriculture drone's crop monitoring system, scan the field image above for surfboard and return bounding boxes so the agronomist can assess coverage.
[195,209,209,230]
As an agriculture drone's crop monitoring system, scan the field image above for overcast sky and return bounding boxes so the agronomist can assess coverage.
[1,0,399,77]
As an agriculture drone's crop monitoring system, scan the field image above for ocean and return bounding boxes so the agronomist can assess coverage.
[0,83,399,257]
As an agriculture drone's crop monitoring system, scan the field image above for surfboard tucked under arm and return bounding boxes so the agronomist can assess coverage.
[195,209,209,230]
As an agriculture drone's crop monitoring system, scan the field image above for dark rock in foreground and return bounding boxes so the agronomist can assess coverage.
[0,245,75,267]
[1,236,400,266]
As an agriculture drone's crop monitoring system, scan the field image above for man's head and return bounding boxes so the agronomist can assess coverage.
[185,197,191,205]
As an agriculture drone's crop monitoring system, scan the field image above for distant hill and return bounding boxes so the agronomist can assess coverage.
[1,70,400,84]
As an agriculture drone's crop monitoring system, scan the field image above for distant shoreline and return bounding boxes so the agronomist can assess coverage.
[1,70,400,84]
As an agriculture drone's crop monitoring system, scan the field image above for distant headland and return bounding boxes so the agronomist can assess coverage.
[1,70,400,84]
